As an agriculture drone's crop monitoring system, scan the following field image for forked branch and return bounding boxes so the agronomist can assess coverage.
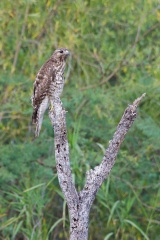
[49,93,146,240]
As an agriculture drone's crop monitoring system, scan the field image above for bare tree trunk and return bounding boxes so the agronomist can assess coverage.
[49,94,145,239]
[70,205,89,240]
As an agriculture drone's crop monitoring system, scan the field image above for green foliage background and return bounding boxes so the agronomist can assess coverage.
[0,0,160,239]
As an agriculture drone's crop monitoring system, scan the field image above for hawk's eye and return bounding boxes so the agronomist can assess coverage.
[59,50,63,54]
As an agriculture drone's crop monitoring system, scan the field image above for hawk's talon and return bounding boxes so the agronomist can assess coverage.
[49,105,54,112]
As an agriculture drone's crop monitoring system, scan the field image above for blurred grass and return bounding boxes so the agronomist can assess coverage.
[0,0,160,239]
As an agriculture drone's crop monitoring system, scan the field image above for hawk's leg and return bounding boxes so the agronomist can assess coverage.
[49,103,54,112]
[49,98,56,114]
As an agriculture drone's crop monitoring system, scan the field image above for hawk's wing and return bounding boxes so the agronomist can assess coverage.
[31,59,55,124]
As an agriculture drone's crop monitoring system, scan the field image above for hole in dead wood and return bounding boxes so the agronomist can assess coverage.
[58,164,62,170]
[72,226,77,229]
[56,144,60,153]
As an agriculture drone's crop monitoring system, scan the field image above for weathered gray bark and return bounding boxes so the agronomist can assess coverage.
[49,93,145,240]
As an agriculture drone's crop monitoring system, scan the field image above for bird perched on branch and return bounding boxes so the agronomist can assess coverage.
[31,48,70,137]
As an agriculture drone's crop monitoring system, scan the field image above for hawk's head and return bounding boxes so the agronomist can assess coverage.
[52,48,70,61]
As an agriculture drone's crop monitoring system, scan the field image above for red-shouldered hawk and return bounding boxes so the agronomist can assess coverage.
[31,48,70,137]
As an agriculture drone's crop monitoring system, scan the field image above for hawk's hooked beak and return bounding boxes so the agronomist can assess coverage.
[65,49,70,56]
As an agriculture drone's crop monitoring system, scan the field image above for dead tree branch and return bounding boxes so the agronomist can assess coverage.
[49,93,146,240]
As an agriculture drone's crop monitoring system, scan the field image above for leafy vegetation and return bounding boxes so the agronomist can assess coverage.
[0,0,160,239]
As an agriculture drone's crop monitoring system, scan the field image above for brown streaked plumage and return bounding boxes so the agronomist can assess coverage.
[31,48,70,137]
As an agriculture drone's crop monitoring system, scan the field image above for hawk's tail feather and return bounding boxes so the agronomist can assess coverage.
[34,108,45,138]
[32,97,49,137]
[32,108,38,124]
[35,124,40,138]
[32,108,41,137]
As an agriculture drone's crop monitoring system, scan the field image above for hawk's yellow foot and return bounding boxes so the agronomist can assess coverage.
[49,104,54,112]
